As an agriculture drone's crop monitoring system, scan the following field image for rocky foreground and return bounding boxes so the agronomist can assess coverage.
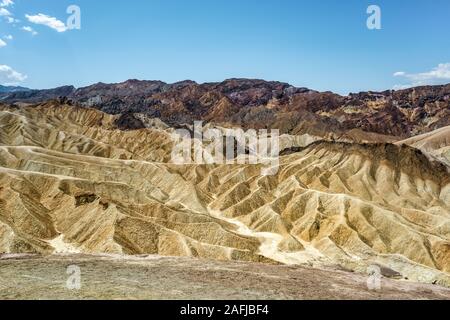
[0,254,449,300]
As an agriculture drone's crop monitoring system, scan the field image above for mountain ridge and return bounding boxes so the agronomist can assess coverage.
[1,79,449,140]
[0,85,31,94]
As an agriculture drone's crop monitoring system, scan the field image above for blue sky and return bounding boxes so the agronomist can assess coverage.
[0,0,449,94]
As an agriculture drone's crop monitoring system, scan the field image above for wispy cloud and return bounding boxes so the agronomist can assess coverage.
[6,16,18,23]
[394,63,450,89]
[0,39,6,47]
[25,13,68,32]
[0,5,18,23]
[3,34,12,40]
[0,7,11,16]
[393,72,405,77]
[22,26,38,36]
[0,0,14,7]
[0,64,27,85]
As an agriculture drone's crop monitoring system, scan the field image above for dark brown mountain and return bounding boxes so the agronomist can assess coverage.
[1,79,449,140]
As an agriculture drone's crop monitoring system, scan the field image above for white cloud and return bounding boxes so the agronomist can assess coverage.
[392,84,412,91]
[0,39,6,47]
[0,0,14,7]
[22,26,38,36]
[25,13,68,32]
[0,65,27,85]
[3,34,12,40]
[393,63,450,89]
[0,6,17,23]
[393,71,405,77]
[0,7,11,16]
[6,16,18,23]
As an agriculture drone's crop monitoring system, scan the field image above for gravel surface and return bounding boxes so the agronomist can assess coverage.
[0,254,449,300]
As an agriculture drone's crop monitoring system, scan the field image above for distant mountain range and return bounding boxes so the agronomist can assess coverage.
[1,79,449,139]
[0,85,31,94]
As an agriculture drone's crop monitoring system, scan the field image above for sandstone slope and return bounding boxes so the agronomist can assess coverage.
[0,104,449,287]
[396,126,450,166]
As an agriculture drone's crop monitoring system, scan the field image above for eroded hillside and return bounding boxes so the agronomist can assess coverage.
[0,104,449,287]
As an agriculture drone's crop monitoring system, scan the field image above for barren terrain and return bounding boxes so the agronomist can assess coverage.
[1,254,449,300]
[0,103,448,294]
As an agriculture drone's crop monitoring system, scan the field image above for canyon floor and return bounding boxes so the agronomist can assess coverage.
[1,254,449,300]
